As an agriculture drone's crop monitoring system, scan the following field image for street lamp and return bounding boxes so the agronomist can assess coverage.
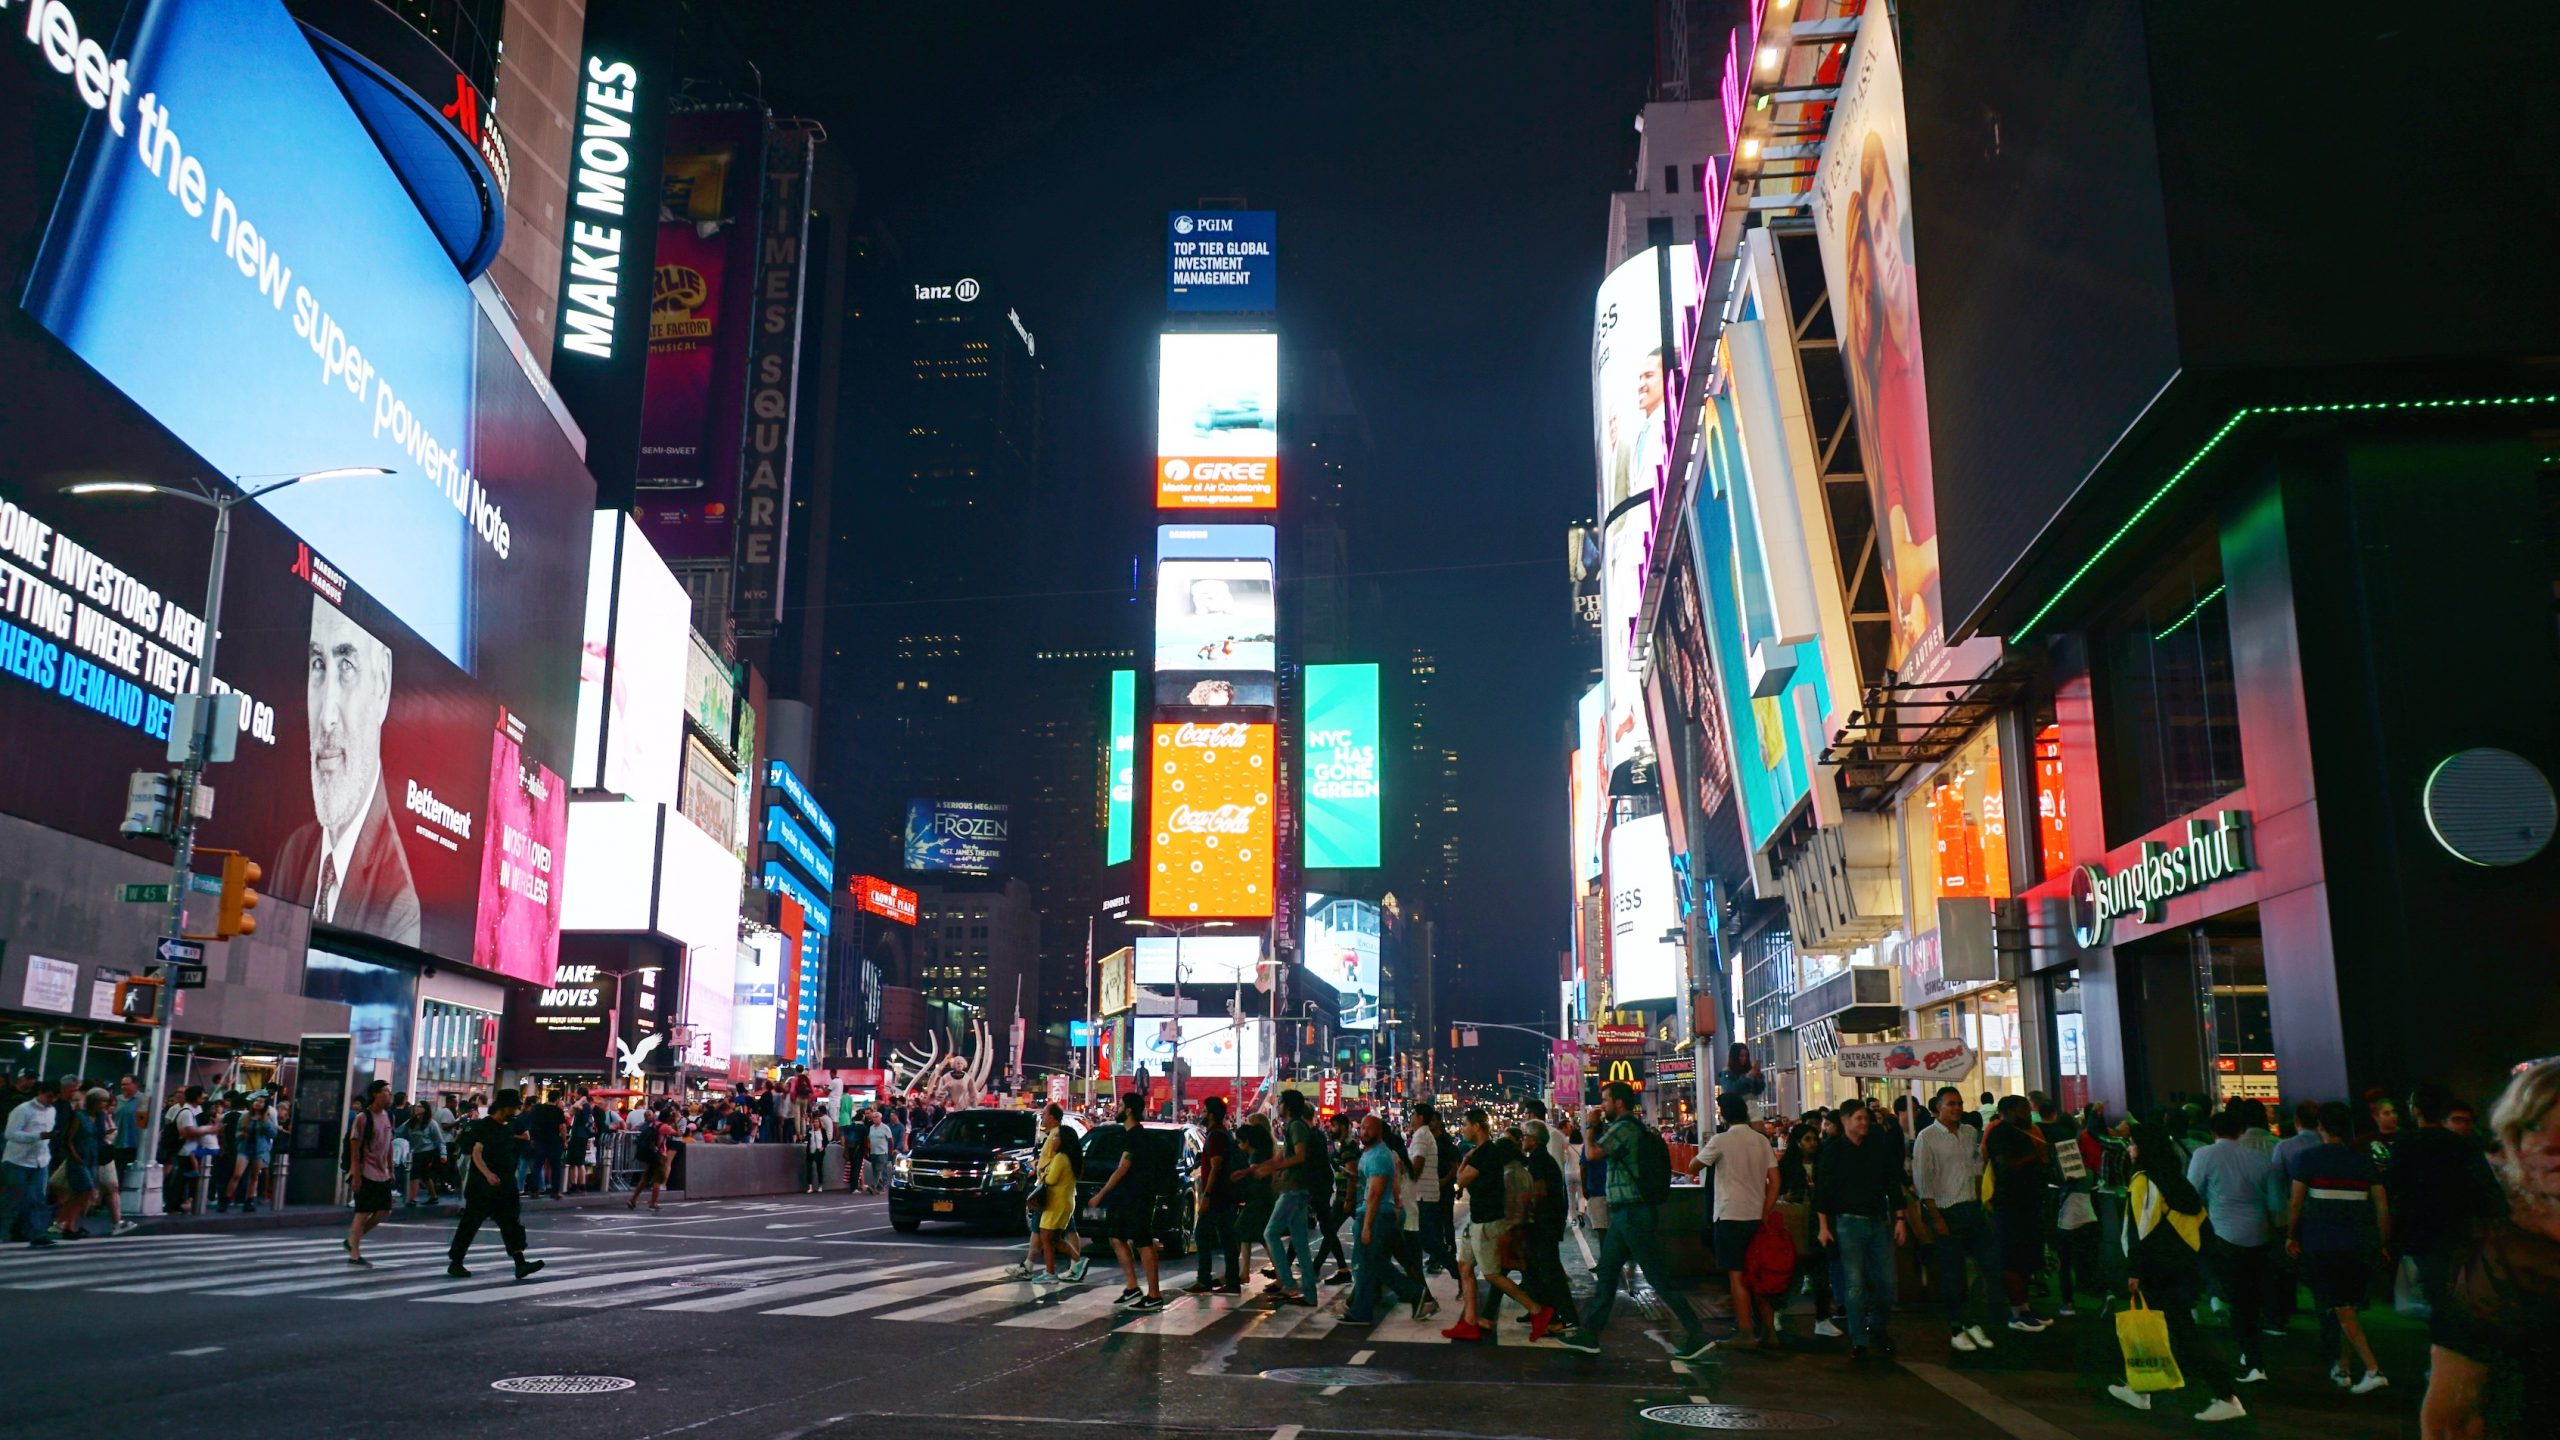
[1129,918,1232,1119]
[65,467,392,1206]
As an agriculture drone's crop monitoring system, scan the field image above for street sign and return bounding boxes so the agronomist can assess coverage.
[155,937,205,966]
[169,963,208,990]
[118,883,172,904]
[190,872,222,894]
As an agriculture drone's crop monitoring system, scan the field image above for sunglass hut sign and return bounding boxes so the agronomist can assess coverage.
[2070,811,2253,948]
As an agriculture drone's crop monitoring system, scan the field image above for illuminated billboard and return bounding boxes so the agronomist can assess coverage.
[0,0,597,985]
[1157,333,1278,509]
[1592,245,1698,771]
[1155,561,1275,673]
[1167,210,1276,313]
[1105,670,1136,865]
[1134,1017,1267,1077]
[734,929,784,1057]
[1607,813,1679,1004]
[632,108,763,561]
[661,809,744,1073]
[1147,721,1275,918]
[904,799,1010,875]
[1134,934,1265,986]
[1303,663,1381,868]
[848,874,919,926]
[575,515,689,809]
[1304,892,1380,1030]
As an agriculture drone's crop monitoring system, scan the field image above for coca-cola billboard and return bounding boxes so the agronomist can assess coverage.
[1147,721,1274,919]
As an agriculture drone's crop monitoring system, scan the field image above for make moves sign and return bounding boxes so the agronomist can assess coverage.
[1147,721,1273,918]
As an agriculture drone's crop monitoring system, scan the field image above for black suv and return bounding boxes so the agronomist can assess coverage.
[887,1109,1054,1233]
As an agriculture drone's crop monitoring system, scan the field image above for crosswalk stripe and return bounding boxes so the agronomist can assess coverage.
[539,1259,851,1310]
[419,1253,812,1305]
[646,1260,949,1313]
[1351,1307,1443,1345]
[1118,1287,1269,1337]
[331,1251,657,1301]
[998,1279,1144,1329]
[763,1264,1016,1318]
[0,1235,350,1273]
[874,1277,1048,1323]
[8,1242,449,1291]
[202,1248,604,1296]
[91,1243,455,1293]
[1247,1301,1326,1339]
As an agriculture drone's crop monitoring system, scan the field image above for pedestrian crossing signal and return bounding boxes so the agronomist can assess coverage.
[113,978,163,1024]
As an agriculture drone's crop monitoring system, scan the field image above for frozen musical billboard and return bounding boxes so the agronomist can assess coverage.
[1146,721,1274,918]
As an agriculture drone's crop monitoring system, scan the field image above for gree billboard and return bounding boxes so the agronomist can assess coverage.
[1303,663,1381,868]
[1157,333,1277,509]
[1105,669,1136,865]
[1146,721,1274,919]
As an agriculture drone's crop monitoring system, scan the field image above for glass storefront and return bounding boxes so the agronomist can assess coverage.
[2046,968,2089,1115]
[417,998,500,1097]
[2112,906,2274,1113]
[1914,727,2012,903]
[1916,984,2027,1107]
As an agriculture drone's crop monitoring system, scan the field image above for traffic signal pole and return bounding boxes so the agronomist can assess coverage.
[142,495,233,1210]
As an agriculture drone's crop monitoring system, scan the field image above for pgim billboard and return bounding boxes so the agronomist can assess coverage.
[1147,721,1275,919]
[1157,333,1278,509]
[1302,664,1381,869]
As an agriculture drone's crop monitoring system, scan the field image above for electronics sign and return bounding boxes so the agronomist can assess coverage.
[1303,663,1381,868]
[1147,722,1274,918]
[904,799,1010,875]
[0,0,590,986]
[1104,670,1136,865]
[1157,334,1277,509]
[1167,210,1275,313]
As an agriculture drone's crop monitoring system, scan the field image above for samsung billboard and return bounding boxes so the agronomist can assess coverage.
[0,0,593,983]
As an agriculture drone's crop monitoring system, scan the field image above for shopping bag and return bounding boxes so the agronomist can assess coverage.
[1744,1211,1799,1298]
[2393,1255,2432,1320]
[2115,1296,2186,1393]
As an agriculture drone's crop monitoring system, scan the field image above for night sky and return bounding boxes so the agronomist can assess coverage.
[730,2,1656,1075]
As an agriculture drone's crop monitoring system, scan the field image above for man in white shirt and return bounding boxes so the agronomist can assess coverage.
[1692,1091,1779,1348]
[1912,1085,2003,1352]
[1405,1104,1456,1276]
[4,1078,62,1247]
[1524,1098,1580,1227]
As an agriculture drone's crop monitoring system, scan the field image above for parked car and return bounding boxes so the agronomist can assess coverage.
[887,1109,1083,1233]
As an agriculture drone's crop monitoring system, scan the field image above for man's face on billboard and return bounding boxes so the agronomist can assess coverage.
[1635,352,1664,418]
[308,601,391,835]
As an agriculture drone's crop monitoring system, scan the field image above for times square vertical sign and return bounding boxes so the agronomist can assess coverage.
[732,123,817,635]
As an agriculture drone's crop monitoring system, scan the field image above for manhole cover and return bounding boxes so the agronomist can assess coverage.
[1260,1366,1400,1387]
[1639,1405,1835,1431]
[491,1376,636,1396]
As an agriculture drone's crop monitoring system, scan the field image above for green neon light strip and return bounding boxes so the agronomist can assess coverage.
[2020,393,2560,638]
[2150,583,2225,642]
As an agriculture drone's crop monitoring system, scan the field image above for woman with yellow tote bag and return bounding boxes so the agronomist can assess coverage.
[2109,1121,2249,1423]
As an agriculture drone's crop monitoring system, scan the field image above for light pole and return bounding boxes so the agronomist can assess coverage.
[65,467,392,1209]
[1130,918,1231,1120]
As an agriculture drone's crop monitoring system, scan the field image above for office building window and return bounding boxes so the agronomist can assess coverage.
[2095,528,2246,844]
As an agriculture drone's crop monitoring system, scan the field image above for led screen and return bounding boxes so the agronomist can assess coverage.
[849,874,919,925]
[660,807,743,1073]
[1607,813,1679,1004]
[1133,1017,1267,1077]
[573,515,688,809]
[733,929,783,1058]
[1133,934,1265,987]
[1154,560,1275,673]
[1166,210,1276,313]
[560,799,660,932]
[632,108,763,560]
[1147,721,1275,919]
[1591,245,1698,772]
[0,0,592,985]
[1104,670,1136,865]
[903,798,1010,875]
[1156,333,1277,509]
[1303,663,1381,868]
[1573,683,1605,883]
[1303,892,1380,1030]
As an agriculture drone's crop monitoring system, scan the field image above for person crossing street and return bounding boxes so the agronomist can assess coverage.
[447,1088,545,1282]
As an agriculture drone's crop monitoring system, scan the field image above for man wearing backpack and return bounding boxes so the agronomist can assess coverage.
[1556,1081,1716,1360]
[628,1106,670,1211]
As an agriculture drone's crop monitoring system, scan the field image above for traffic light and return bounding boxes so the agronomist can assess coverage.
[113,978,164,1025]
[217,853,261,937]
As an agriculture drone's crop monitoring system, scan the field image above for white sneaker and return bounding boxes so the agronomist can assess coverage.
[1001,1263,1036,1280]
[2350,1372,2390,1395]
[1950,1329,1980,1353]
[2106,1384,2153,1412]
[2330,1364,2353,1388]
[1813,1319,1843,1339]
[2195,1398,2247,1423]
[1965,1324,1997,1350]
[2235,1368,2268,1385]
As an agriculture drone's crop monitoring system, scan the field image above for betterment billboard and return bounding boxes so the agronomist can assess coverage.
[0,0,593,984]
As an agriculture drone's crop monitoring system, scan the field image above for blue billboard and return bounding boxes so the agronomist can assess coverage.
[904,798,1010,875]
[764,807,832,893]
[1167,211,1275,313]
[23,0,498,668]
[763,759,836,851]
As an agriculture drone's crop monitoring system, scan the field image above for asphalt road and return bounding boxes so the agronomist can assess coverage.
[9,1192,2434,1439]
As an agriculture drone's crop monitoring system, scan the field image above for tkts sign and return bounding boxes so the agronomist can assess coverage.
[2071,811,2254,948]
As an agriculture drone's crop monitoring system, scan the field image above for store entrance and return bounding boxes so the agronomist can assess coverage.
[2114,907,2273,1117]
